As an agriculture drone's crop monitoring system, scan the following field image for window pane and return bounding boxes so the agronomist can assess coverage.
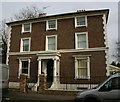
[77,34,87,48]
[22,69,28,74]
[77,34,86,42]
[78,42,86,48]
[48,20,56,29]
[78,59,87,68]
[22,61,28,74]
[77,17,85,26]
[77,59,87,78]
[24,24,30,32]
[48,37,55,44]
[23,39,29,51]
[48,37,56,50]
[22,61,28,68]
[78,68,87,78]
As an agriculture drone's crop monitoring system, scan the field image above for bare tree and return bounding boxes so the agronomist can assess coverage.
[0,19,8,63]
[116,41,120,63]
[0,5,42,64]
[112,41,120,67]
[12,5,42,21]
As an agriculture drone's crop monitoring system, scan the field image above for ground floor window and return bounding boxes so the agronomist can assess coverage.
[21,61,29,74]
[74,56,90,79]
[18,58,31,78]
[77,59,88,77]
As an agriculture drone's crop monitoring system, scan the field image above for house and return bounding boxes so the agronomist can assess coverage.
[0,37,2,62]
[6,9,110,90]
[109,65,120,75]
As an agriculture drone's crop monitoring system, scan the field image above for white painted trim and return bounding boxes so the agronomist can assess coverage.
[37,59,42,86]
[102,14,109,76]
[46,19,57,31]
[74,56,90,79]
[9,13,105,27]
[8,47,108,56]
[102,14,108,47]
[73,55,91,57]
[75,16,87,28]
[9,82,20,89]
[75,32,88,49]
[109,65,120,70]
[46,35,57,51]
[9,82,98,90]
[37,53,60,87]
[18,58,31,78]
[21,23,32,33]
[20,37,31,52]
[6,26,12,65]
[17,57,32,60]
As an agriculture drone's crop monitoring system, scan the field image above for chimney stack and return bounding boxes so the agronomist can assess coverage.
[77,10,86,12]
[39,13,46,17]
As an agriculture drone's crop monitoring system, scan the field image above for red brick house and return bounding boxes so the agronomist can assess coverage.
[6,9,110,90]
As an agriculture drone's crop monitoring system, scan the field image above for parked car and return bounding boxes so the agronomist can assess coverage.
[0,63,9,99]
[74,73,120,102]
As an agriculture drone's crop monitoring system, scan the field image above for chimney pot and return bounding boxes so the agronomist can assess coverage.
[39,13,46,17]
[77,10,85,12]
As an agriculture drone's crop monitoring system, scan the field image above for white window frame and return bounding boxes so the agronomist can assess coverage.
[75,57,90,79]
[75,32,88,49]
[46,35,57,51]
[46,19,57,31]
[20,37,31,52]
[18,58,31,78]
[75,16,87,28]
[22,23,32,33]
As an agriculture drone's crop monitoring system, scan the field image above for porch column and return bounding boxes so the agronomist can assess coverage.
[37,59,41,86]
[53,58,57,82]
[57,59,60,82]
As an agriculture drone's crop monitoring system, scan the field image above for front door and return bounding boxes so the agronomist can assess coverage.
[46,59,53,88]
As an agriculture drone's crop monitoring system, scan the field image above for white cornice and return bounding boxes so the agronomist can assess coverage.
[6,26,12,65]
[9,13,105,26]
[8,47,108,56]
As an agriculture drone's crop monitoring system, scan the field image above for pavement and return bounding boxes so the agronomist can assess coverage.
[1,91,76,102]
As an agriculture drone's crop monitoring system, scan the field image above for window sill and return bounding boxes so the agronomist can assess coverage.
[46,49,57,51]
[20,51,30,53]
[75,25,87,28]
[74,76,90,80]
[76,48,88,50]
[46,28,57,31]
[21,31,31,34]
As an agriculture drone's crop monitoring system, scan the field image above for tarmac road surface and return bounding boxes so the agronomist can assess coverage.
[1,91,75,102]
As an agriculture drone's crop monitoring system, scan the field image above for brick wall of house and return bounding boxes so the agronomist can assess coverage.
[60,51,106,84]
[9,54,38,83]
[8,10,109,88]
[9,50,106,84]
[9,15,105,52]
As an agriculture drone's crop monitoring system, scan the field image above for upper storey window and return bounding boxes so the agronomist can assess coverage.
[22,23,32,33]
[21,38,31,52]
[46,35,57,51]
[75,16,87,27]
[46,20,57,30]
[75,32,88,49]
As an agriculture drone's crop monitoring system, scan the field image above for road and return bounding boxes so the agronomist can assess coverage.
[1,91,75,102]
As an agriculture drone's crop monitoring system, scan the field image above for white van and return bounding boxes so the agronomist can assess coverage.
[0,63,9,100]
[74,73,120,102]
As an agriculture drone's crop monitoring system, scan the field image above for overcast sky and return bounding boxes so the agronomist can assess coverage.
[1,1,119,63]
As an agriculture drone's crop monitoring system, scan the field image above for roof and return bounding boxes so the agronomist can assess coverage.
[6,9,109,25]
[109,65,120,70]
